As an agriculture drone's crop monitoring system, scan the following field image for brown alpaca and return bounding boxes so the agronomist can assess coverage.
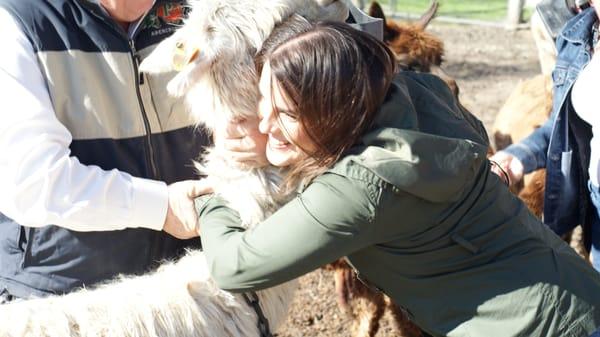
[491,74,550,222]
[326,259,426,337]
[326,3,451,337]
[369,1,457,96]
[490,74,551,223]
[492,74,552,152]
[517,169,545,218]
[370,1,442,71]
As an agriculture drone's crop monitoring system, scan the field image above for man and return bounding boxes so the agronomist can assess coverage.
[0,0,266,302]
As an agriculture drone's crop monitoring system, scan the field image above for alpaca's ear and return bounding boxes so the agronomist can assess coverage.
[368,2,386,21]
[140,34,203,75]
[140,33,211,97]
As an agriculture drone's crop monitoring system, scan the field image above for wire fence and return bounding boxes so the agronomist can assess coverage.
[352,0,533,27]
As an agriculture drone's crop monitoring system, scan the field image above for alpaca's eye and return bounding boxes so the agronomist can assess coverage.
[206,26,216,34]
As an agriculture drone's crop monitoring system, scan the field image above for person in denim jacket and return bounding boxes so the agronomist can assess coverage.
[491,4,600,272]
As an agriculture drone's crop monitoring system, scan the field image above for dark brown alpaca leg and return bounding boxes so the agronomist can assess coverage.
[351,287,386,337]
[328,259,387,337]
[326,259,356,314]
[387,301,424,337]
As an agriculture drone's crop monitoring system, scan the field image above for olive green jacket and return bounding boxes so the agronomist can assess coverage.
[197,72,600,337]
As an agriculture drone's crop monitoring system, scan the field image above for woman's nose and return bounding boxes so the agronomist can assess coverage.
[258,106,276,135]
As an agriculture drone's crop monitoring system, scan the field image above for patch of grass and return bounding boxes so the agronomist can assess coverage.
[371,0,532,22]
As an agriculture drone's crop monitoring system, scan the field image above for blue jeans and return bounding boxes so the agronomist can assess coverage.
[587,181,600,272]
[590,328,600,337]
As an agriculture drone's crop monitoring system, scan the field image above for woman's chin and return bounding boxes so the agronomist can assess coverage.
[266,153,291,167]
[266,149,297,167]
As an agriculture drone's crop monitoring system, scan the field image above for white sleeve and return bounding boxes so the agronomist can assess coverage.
[0,9,168,232]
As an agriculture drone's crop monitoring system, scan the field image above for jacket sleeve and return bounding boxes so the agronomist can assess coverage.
[0,9,168,231]
[197,173,379,292]
[503,114,552,173]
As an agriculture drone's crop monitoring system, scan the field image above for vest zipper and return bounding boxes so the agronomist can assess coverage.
[129,38,165,266]
[80,0,167,264]
[129,39,160,179]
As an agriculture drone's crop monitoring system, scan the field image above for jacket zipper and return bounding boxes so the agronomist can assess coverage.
[124,10,168,265]
[80,1,161,180]
[81,1,170,263]
[129,39,160,179]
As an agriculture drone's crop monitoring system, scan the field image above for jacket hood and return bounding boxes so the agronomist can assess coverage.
[331,72,489,203]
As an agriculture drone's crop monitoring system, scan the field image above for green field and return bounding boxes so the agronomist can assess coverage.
[366,0,533,22]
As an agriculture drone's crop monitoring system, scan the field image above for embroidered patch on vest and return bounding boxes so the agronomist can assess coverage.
[141,3,190,36]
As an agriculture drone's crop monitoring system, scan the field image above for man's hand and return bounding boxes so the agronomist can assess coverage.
[163,180,212,239]
[489,151,525,188]
[214,116,268,168]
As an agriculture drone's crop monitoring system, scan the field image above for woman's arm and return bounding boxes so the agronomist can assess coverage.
[197,173,380,292]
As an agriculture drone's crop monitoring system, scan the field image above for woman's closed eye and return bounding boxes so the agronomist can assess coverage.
[278,110,298,121]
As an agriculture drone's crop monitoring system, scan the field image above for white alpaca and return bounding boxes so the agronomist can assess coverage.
[0,1,349,336]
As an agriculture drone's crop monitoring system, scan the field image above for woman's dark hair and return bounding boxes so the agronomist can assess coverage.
[256,15,397,192]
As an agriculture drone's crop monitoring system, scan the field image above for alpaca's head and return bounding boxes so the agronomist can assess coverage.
[140,0,348,132]
[368,1,443,72]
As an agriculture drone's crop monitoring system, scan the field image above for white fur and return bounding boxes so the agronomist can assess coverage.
[0,1,348,336]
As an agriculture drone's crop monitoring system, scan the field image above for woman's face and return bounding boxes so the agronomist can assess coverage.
[257,62,317,167]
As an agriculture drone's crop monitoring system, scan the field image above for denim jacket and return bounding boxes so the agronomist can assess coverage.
[505,8,597,237]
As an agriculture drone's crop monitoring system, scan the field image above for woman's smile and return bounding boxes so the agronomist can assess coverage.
[267,134,291,149]
[258,62,316,167]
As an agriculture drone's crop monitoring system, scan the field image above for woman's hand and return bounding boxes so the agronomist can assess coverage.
[214,116,269,168]
[163,179,213,239]
[489,151,525,188]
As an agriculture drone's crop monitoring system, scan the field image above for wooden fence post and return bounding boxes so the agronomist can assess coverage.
[507,0,525,29]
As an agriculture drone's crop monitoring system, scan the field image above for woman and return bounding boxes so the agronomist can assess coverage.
[491,2,600,272]
[196,17,600,336]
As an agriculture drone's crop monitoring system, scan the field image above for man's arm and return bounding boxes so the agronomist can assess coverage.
[0,9,170,231]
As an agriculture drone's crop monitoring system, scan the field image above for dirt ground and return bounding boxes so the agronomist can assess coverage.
[275,22,540,337]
